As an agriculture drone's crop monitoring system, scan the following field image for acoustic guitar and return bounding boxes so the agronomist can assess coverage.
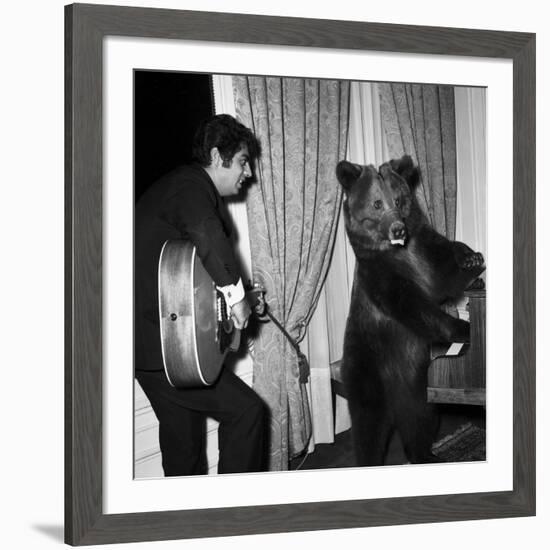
[158,239,263,388]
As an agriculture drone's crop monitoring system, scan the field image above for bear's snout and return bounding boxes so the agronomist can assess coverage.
[380,208,407,246]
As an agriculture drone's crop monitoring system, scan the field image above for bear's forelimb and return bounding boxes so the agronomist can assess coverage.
[365,277,470,343]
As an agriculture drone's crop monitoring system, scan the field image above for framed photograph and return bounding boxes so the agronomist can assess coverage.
[65,3,535,546]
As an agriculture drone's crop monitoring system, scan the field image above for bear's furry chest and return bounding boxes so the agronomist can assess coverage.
[392,238,436,297]
[346,284,427,358]
[353,237,436,305]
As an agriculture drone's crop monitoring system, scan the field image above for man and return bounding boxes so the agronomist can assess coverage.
[135,114,266,476]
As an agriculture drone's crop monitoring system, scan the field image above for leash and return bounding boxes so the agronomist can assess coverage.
[260,306,310,384]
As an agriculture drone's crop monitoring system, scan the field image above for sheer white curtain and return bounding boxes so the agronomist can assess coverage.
[303,81,389,446]
[455,87,487,261]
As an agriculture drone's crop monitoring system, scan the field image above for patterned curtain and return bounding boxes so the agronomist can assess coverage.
[233,76,350,470]
[378,83,457,238]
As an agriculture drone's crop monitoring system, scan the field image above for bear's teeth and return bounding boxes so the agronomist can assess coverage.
[390,239,405,246]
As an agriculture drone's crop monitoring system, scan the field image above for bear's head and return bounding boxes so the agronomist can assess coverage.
[336,155,422,252]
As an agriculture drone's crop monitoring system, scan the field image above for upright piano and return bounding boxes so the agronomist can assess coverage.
[427,289,486,406]
[329,289,486,406]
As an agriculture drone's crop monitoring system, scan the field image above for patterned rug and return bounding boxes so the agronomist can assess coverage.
[432,422,486,462]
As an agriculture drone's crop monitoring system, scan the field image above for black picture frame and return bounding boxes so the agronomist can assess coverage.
[65,3,536,546]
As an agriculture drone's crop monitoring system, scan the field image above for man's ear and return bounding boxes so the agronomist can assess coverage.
[210,147,222,167]
[336,161,362,193]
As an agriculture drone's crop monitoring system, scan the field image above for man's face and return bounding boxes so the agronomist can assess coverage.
[215,146,252,197]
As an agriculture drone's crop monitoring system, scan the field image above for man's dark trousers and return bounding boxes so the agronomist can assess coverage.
[136,366,267,476]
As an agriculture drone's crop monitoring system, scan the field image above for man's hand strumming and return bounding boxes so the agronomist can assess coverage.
[231,298,251,330]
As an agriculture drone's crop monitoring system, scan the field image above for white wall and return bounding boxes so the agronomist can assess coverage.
[2,1,547,550]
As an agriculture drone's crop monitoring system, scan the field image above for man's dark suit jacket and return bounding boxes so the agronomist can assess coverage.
[135,164,240,372]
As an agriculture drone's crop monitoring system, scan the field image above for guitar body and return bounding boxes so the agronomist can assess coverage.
[158,239,233,388]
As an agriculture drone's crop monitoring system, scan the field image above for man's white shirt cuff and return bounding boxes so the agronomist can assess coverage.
[217,278,245,309]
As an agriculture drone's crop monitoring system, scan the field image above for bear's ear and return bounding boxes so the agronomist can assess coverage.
[389,155,420,189]
[336,161,362,192]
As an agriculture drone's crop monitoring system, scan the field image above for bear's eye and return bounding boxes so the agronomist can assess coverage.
[374,200,383,210]
[394,198,400,207]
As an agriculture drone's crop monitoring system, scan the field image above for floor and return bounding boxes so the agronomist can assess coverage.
[290,404,485,471]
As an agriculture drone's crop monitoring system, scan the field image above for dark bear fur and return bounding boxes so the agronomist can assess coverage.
[336,155,485,466]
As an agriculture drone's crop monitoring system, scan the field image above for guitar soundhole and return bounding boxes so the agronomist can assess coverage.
[170,313,177,321]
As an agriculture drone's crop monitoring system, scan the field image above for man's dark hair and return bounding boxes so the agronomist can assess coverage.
[192,114,261,173]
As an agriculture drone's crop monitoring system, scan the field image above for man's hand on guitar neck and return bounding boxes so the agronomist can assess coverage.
[231,298,252,330]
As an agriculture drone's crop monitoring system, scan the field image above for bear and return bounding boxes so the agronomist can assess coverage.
[336,155,485,467]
